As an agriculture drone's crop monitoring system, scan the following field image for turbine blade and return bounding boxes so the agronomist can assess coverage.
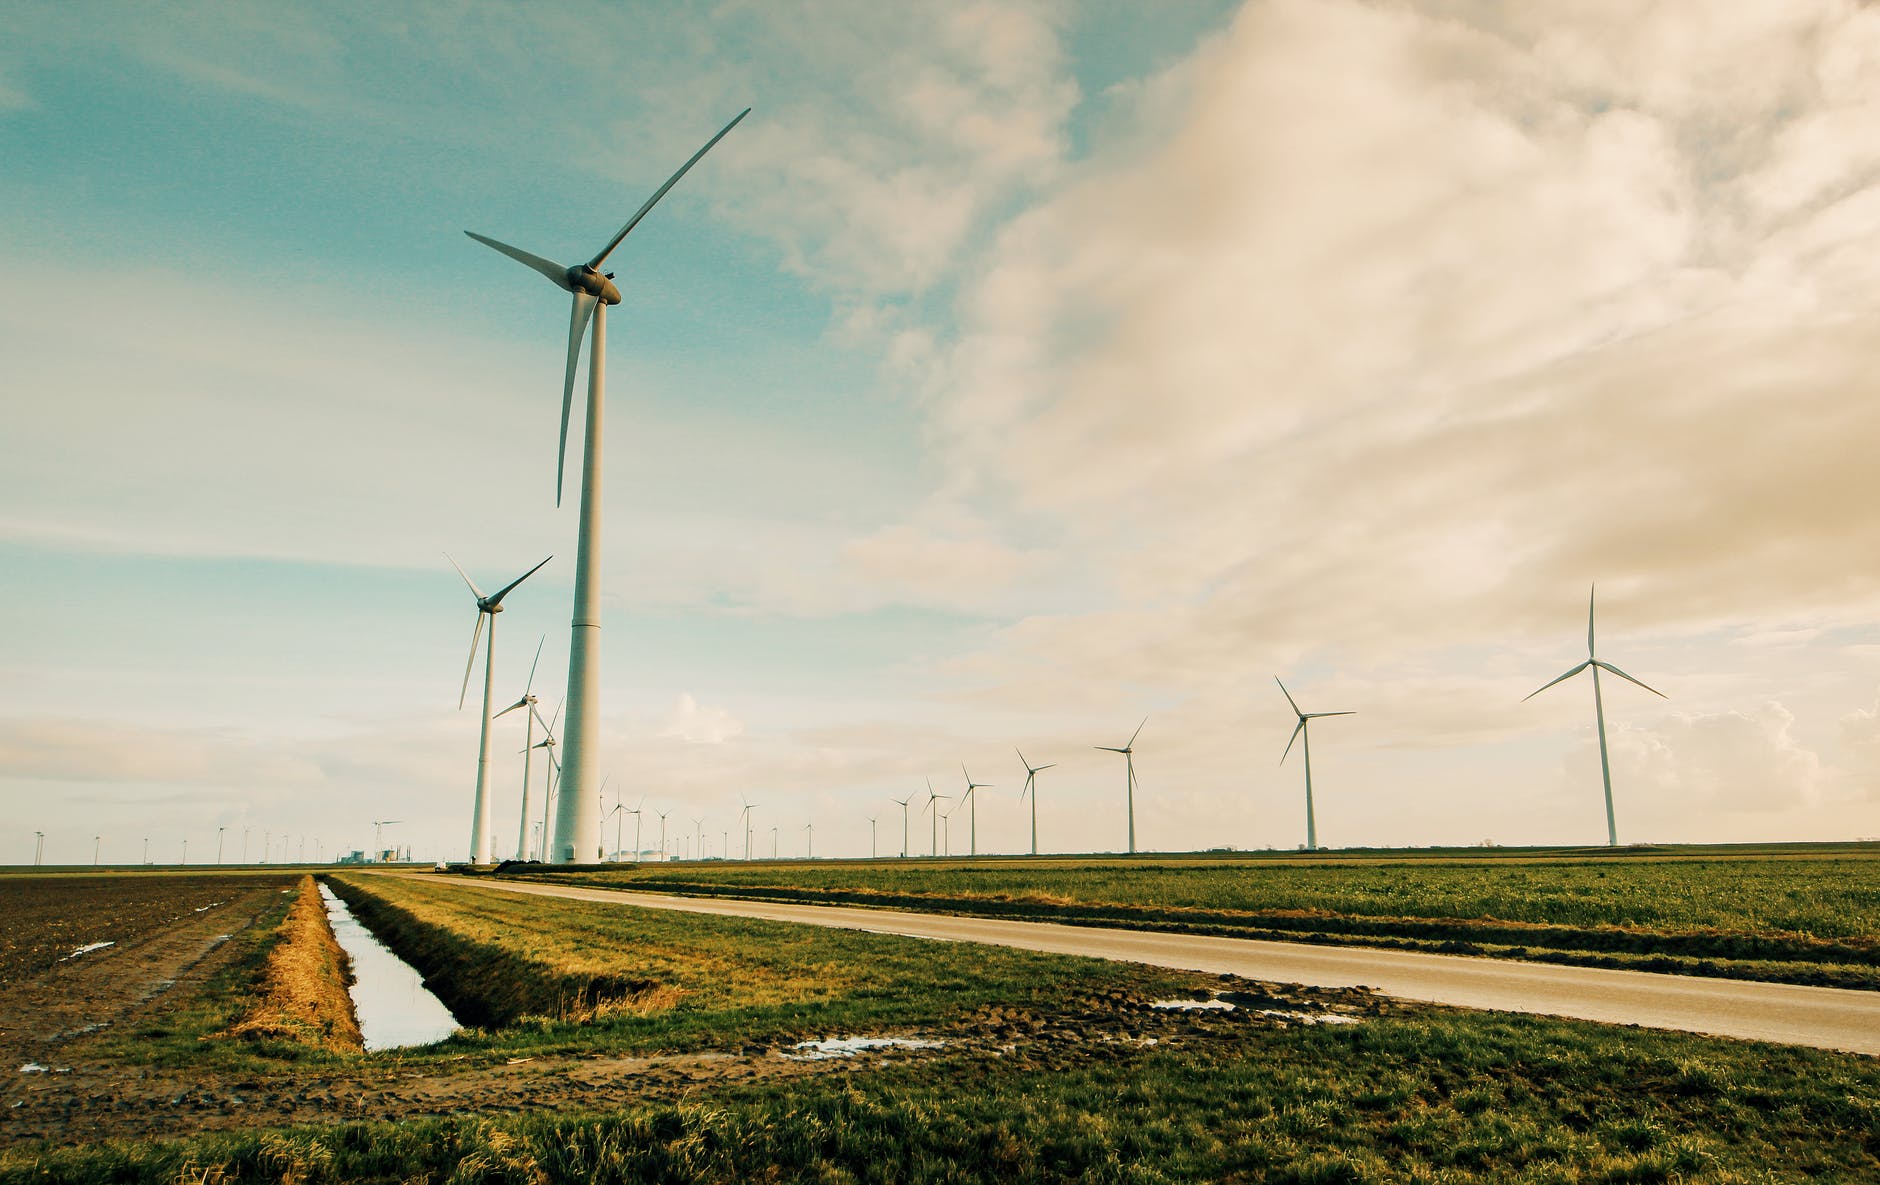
[1128,717,1147,748]
[1037,763,1056,771]
[1275,677,1302,716]
[1523,661,1591,701]
[525,635,545,695]
[458,611,486,710]
[589,108,752,268]
[444,552,485,600]
[1095,746,1125,753]
[1280,719,1304,765]
[1588,584,1598,657]
[530,703,554,734]
[494,696,529,719]
[1305,711,1356,718]
[489,554,554,607]
[559,293,598,507]
[464,232,570,289]
[1594,660,1667,698]
[548,697,564,732]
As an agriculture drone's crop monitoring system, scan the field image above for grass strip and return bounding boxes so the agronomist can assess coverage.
[217,876,362,1054]
[508,851,1880,990]
[324,872,1220,1059]
[6,1009,1877,1183]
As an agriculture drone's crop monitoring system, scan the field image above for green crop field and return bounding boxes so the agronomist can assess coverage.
[517,844,1880,990]
[6,869,1878,1183]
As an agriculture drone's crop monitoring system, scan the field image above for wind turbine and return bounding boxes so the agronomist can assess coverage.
[627,799,644,863]
[1096,719,1146,854]
[1525,585,1666,847]
[531,697,564,858]
[494,636,549,860]
[466,109,750,865]
[867,815,878,859]
[960,765,992,856]
[1016,749,1054,856]
[924,778,951,857]
[447,553,553,864]
[892,796,912,858]
[803,821,813,859]
[1277,679,1354,853]
[739,796,758,860]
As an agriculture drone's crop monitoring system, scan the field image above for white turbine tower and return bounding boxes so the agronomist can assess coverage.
[1016,749,1054,856]
[1526,585,1666,847]
[892,795,913,858]
[447,553,552,864]
[924,779,951,857]
[739,796,758,861]
[466,109,750,864]
[959,765,992,856]
[493,636,549,861]
[1276,678,1354,853]
[1096,719,1146,855]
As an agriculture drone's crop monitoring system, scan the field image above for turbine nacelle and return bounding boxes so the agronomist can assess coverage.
[567,265,622,304]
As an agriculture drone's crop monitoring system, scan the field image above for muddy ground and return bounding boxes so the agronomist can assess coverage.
[0,873,294,989]
[0,874,1385,1150]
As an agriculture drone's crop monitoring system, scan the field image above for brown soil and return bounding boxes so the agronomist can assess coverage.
[0,873,294,989]
[0,977,1386,1149]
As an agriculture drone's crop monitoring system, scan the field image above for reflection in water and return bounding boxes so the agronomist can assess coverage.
[318,883,459,1051]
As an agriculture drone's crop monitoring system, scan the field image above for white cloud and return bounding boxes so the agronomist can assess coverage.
[658,694,744,745]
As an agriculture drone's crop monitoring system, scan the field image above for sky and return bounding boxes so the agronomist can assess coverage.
[5,0,1880,866]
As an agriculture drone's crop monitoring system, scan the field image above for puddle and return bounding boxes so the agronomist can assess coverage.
[194,901,225,912]
[1258,1009,1362,1026]
[1150,998,1236,1011]
[318,883,460,1051]
[61,941,114,961]
[781,1036,945,1061]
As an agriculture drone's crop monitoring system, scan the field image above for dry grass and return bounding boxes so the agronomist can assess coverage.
[218,876,361,1054]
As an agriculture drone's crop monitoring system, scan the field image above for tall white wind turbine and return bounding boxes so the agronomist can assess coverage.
[1276,678,1354,853]
[1525,585,1666,847]
[1096,720,1146,854]
[493,636,549,861]
[960,765,992,856]
[892,795,913,858]
[924,779,951,858]
[448,554,552,864]
[1016,749,1054,857]
[466,110,750,864]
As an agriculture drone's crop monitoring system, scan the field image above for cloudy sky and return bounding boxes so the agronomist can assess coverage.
[6,0,1880,865]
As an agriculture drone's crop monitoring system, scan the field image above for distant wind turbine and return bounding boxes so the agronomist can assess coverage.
[1096,719,1146,854]
[530,698,565,858]
[447,552,553,865]
[1525,585,1666,847]
[373,820,402,860]
[867,814,878,859]
[891,795,913,858]
[494,636,550,861]
[466,109,750,865]
[960,765,992,856]
[1016,749,1054,856]
[739,796,758,860]
[924,778,951,857]
[1277,678,1354,852]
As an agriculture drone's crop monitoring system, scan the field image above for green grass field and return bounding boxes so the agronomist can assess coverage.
[9,864,1879,1183]
[513,844,1880,989]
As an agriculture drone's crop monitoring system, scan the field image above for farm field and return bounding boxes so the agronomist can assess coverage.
[4,869,1878,1182]
[518,843,1880,990]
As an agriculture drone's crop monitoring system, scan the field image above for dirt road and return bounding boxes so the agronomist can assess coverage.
[457,875,1880,1056]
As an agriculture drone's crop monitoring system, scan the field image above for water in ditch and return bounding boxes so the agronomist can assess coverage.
[318,882,460,1050]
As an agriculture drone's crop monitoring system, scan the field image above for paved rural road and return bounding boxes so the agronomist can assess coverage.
[440,876,1879,1056]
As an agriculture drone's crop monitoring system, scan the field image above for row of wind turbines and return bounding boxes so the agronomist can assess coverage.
[453,582,1660,863]
[435,108,1665,863]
